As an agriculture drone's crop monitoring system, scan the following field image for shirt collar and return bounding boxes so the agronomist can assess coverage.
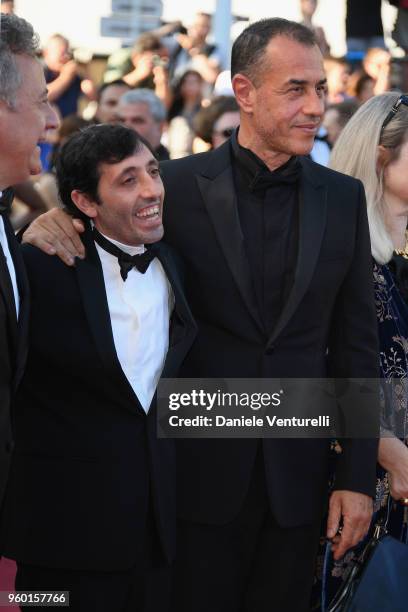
[230,127,300,182]
[93,224,145,256]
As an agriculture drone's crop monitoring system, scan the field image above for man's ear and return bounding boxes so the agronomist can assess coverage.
[232,73,256,114]
[70,190,98,219]
[376,145,391,174]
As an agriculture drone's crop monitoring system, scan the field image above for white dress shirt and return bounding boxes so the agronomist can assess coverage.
[0,191,20,318]
[95,234,173,413]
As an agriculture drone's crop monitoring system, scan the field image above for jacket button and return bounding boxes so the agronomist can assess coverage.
[265,345,275,355]
[5,441,14,453]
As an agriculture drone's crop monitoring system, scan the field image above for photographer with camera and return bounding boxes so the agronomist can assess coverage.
[104,32,172,109]
[165,13,222,86]
[43,34,96,118]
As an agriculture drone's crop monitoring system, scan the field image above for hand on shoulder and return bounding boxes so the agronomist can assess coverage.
[22,208,85,266]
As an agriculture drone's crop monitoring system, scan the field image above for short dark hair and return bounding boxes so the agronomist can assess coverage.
[56,124,149,218]
[231,18,316,84]
[97,79,130,101]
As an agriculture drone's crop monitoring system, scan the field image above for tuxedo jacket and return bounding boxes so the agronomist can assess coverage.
[161,142,380,528]
[0,225,196,571]
[0,200,29,511]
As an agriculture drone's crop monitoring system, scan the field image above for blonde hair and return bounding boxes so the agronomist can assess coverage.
[330,92,408,264]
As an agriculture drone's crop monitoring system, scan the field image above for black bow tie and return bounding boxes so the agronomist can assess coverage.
[0,188,14,214]
[249,162,301,194]
[93,228,159,281]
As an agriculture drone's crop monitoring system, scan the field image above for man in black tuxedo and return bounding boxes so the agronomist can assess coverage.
[0,124,196,611]
[0,14,58,507]
[23,18,379,612]
[159,20,379,611]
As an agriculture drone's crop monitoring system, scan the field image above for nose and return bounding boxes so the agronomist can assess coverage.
[303,89,325,119]
[140,170,163,200]
[45,102,59,131]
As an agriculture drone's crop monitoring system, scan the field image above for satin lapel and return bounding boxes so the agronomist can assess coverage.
[74,227,145,415]
[156,243,196,337]
[266,162,328,348]
[196,150,263,333]
[0,216,18,359]
[3,214,30,389]
[156,243,197,377]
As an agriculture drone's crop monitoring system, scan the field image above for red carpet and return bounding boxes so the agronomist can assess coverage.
[0,558,16,611]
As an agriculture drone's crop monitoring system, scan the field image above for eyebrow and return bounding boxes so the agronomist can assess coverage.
[286,78,327,86]
[116,159,159,181]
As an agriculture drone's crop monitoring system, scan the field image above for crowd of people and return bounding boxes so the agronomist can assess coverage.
[5,0,408,229]
[1,1,408,611]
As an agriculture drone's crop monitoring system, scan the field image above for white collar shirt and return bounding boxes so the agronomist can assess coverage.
[0,191,20,318]
[95,234,173,413]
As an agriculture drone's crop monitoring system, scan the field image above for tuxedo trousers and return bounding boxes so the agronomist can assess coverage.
[171,445,322,612]
[15,513,171,612]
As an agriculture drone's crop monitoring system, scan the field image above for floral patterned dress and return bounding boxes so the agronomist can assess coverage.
[313,259,408,611]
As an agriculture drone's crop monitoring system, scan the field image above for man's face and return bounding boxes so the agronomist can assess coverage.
[189,14,211,45]
[116,102,162,150]
[300,0,317,19]
[88,144,164,246]
[0,55,59,188]
[97,84,129,123]
[239,36,326,158]
[44,37,70,72]
[1,1,14,14]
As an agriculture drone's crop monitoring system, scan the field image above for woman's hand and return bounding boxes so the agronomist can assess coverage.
[378,436,408,500]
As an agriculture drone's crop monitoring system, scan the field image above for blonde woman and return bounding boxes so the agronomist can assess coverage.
[319,92,408,608]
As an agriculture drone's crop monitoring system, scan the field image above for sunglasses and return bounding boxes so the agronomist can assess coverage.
[381,94,408,132]
[213,127,235,139]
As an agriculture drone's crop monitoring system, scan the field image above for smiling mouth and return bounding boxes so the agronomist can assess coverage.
[297,125,318,130]
[135,204,160,220]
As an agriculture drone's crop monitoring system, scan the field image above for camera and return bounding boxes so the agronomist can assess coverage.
[152,55,168,69]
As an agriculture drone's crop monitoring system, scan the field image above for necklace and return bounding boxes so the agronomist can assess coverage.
[394,231,408,259]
